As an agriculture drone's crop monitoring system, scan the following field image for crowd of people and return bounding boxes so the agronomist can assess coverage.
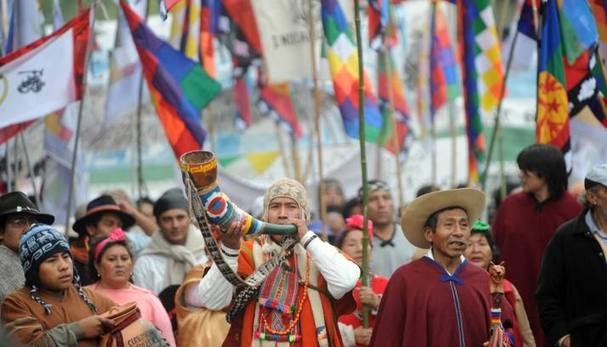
[0,143,605,346]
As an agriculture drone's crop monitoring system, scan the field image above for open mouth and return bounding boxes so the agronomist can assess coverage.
[470,256,484,263]
[449,240,467,249]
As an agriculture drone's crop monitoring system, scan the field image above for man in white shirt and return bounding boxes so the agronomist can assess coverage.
[187,178,360,346]
[133,188,206,295]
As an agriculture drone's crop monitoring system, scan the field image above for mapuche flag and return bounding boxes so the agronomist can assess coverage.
[120,0,221,159]
[536,0,571,149]
[0,9,91,133]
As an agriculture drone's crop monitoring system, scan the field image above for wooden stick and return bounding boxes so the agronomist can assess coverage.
[430,1,437,187]
[206,105,216,152]
[65,5,97,231]
[449,100,457,187]
[381,49,405,207]
[275,122,293,178]
[480,29,519,190]
[290,133,303,183]
[353,0,370,327]
[135,0,150,201]
[308,0,326,222]
[5,138,12,192]
[19,134,37,205]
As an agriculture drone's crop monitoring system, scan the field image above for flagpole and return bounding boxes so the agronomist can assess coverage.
[307,0,326,224]
[429,1,437,187]
[19,134,38,205]
[206,106,216,152]
[353,0,370,328]
[290,133,303,183]
[480,29,519,190]
[381,44,405,207]
[275,122,293,178]
[65,5,97,231]
[135,0,150,200]
[5,139,12,192]
[449,100,457,187]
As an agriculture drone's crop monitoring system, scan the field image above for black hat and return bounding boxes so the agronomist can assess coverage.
[72,195,135,235]
[153,188,189,218]
[0,192,54,225]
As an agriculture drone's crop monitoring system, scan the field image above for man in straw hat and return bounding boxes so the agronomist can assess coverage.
[371,188,508,346]
[188,178,359,346]
[71,195,136,285]
[536,163,607,347]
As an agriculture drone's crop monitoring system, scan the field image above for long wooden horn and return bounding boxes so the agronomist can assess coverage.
[180,150,296,235]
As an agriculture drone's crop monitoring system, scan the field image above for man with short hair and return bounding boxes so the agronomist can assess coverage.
[190,178,359,346]
[71,195,136,285]
[536,163,607,347]
[361,180,416,277]
[133,188,206,295]
[371,188,506,346]
[0,192,55,306]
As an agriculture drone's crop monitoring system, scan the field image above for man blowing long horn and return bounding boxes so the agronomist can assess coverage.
[186,178,360,347]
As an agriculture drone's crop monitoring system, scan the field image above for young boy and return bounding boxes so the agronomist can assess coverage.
[1,224,117,347]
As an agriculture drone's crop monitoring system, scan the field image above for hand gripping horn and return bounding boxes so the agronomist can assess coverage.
[179,150,296,235]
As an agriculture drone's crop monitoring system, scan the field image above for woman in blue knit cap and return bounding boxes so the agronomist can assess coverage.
[1,224,116,347]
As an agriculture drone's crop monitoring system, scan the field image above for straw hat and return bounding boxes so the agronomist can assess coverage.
[401,188,485,249]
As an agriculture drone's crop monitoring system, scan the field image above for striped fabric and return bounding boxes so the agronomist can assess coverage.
[121,0,221,158]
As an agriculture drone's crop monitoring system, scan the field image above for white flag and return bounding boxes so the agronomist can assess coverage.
[251,0,353,83]
[0,28,76,129]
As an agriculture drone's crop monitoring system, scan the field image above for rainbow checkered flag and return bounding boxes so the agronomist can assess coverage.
[321,0,383,142]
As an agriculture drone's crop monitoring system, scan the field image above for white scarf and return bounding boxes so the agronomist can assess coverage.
[140,224,205,286]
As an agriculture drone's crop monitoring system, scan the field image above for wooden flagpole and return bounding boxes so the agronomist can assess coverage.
[135,0,150,201]
[290,133,303,183]
[353,0,370,327]
[65,5,97,231]
[5,139,12,192]
[275,122,293,178]
[381,20,405,208]
[449,100,457,187]
[307,0,326,223]
[18,134,38,205]
[429,1,437,187]
[480,29,519,190]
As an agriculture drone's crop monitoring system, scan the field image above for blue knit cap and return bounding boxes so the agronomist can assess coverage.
[18,224,96,315]
[20,224,71,287]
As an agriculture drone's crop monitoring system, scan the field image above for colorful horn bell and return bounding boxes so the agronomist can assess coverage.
[180,150,296,235]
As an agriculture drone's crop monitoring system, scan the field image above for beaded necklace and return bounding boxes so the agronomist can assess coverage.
[256,254,311,342]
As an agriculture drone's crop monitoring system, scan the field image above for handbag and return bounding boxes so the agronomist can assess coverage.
[99,302,170,347]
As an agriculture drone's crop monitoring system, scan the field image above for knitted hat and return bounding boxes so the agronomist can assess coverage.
[153,188,189,218]
[262,178,310,221]
[20,224,71,287]
[358,179,391,199]
[19,224,97,315]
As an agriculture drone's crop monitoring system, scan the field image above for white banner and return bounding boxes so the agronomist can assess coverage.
[251,0,353,84]
[0,28,76,128]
